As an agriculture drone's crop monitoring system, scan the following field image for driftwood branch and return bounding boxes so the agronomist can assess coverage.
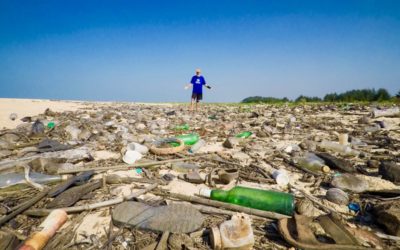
[57,155,205,174]
[0,147,91,173]
[24,183,158,217]
[191,204,270,221]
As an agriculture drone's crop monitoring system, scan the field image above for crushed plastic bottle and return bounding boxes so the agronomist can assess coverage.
[297,153,330,174]
[172,162,199,173]
[320,140,360,156]
[0,172,62,189]
[189,139,205,153]
[31,119,45,135]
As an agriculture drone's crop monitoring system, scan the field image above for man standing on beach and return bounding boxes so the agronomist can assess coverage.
[187,68,211,112]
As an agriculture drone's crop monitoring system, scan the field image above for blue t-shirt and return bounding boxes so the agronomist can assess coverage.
[190,75,206,94]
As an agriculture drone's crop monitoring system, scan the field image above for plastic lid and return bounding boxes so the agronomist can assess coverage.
[275,173,289,186]
[199,188,212,198]
[322,165,330,173]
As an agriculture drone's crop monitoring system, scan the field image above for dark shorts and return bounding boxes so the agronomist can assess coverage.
[192,93,203,102]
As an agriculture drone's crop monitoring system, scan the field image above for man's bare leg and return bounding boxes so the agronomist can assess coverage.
[190,98,194,111]
[195,101,199,112]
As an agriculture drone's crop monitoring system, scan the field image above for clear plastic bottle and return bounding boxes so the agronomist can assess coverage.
[320,140,360,156]
[0,172,62,189]
[297,153,330,174]
[189,139,205,153]
[199,186,294,216]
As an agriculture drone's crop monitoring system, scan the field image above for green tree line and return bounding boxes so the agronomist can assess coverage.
[241,88,399,103]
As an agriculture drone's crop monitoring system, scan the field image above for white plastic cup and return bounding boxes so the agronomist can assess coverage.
[338,134,349,145]
[272,169,289,186]
[126,142,148,155]
[122,150,142,164]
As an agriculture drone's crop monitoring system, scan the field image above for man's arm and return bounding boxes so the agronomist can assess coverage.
[202,77,212,89]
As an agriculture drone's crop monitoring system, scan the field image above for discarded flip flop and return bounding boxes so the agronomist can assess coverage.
[47,180,102,208]
[112,201,204,233]
[48,170,95,198]
[37,139,71,153]
[278,213,378,249]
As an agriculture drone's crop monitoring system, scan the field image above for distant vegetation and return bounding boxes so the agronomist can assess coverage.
[241,96,289,103]
[323,88,391,102]
[241,88,398,103]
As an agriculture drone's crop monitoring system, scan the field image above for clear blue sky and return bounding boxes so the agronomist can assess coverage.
[1,0,399,102]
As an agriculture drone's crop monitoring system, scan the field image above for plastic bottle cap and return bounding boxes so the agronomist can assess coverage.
[199,188,212,198]
[272,170,289,186]
[275,173,290,186]
[322,165,330,173]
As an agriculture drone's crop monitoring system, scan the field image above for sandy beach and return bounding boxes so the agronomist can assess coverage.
[0,98,85,129]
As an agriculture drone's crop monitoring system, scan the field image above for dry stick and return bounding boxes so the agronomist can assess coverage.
[203,155,243,167]
[57,155,205,174]
[239,173,275,184]
[166,192,289,220]
[2,227,27,241]
[191,204,270,221]
[155,231,170,250]
[24,183,158,217]
[0,189,49,226]
[106,208,114,250]
[375,232,400,241]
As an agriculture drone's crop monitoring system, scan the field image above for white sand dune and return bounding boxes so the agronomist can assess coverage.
[0,98,84,129]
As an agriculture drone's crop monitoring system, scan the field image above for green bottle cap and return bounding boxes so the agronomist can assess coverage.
[47,122,55,129]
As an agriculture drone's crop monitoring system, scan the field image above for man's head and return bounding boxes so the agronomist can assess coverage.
[195,68,201,76]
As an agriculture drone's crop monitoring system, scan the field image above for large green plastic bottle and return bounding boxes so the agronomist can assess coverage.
[199,186,294,216]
